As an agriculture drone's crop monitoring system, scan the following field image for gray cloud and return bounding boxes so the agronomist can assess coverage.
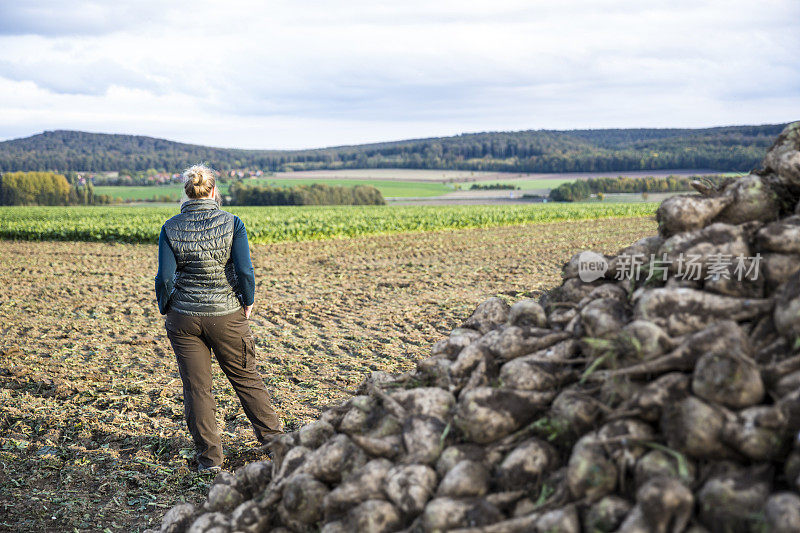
[0,57,162,95]
[0,0,797,148]
[0,1,167,36]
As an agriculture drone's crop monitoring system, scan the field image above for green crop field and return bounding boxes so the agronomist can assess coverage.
[0,203,658,244]
[94,179,452,201]
[248,178,453,197]
[93,185,183,201]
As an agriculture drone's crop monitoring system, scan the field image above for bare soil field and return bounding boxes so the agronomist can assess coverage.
[385,191,682,206]
[386,196,549,206]
[0,217,655,532]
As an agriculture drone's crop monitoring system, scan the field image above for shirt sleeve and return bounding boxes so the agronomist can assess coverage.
[154,226,176,315]
[232,216,255,306]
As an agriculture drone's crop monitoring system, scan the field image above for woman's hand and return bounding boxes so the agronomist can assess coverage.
[244,304,253,319]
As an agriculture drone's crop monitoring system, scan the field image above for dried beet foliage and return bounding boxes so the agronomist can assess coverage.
[151,123,800,533]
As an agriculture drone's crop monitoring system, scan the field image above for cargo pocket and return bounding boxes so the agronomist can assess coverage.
[242,335,256,369]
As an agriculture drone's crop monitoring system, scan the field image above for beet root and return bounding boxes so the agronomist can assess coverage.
[436,460,490,498]
[304,434,367,484]
[765,492,800,533]
[566,433,618,502]
[277,474,329,528]
[634,449,695,490]
[420,497,503,532]
[583,496,632,532]
[454,387,552,444]
[498,358,575,392]
[550,388,603,435]
[384,464,438,515]
[636,476,693,533]
[660,396,736,460]
[507,298,547,328]
[494,438,558,492]
[696,466,772,533]
[691,348,764,408]
[462,297,510,334]
[341,499,401,533]
[774,269,800,338]
[614,320,674,364]
[402,415,449,464]
[622,372,690,422]
[764,121,800,187]
[634,288,771,336]
[721,406,788,461]
[323,459,392,517]
[656,194,733,237]
[713,173,782,225]
[596,320,749,380]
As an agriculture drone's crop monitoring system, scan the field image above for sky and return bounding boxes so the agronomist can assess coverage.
[0,0,797,150]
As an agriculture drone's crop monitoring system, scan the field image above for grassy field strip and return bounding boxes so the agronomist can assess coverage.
[93,185,183,201]
[94,178,453,201]
[468,178,575,189]
[245,178,453,197]
[0,203,658,244]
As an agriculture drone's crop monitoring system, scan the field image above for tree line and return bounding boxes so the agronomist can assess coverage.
[228,182,385,206]
[0,172,116,205]
[0,124,785,174]
[548,175,732,202]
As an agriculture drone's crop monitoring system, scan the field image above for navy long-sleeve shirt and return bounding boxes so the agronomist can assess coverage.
[155,215,255,315]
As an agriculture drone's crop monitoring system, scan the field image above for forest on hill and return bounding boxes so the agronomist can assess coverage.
[0,124,785,174]
[547,174,730,201]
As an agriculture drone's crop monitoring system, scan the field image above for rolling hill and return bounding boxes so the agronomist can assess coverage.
[0,124,787,174]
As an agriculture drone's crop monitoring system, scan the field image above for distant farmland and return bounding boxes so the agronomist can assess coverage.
[92,168,736,202]
[95,178,454,201]
[468,178,574,191]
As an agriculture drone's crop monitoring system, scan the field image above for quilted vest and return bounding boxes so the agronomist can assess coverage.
[162,199,242,316]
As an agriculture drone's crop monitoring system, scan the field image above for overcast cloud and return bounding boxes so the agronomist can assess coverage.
[0,0,797,149]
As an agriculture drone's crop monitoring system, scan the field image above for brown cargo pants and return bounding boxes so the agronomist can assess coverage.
[165,307,283,468]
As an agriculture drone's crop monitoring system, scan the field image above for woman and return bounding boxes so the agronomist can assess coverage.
[154,164,283,472]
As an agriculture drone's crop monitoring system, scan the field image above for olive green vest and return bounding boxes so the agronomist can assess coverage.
[163,199,242,316]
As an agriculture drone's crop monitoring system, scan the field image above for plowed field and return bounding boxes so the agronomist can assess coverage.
[0,216,656,531]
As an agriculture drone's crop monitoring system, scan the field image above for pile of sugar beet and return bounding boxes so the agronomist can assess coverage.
[147,123,800,533]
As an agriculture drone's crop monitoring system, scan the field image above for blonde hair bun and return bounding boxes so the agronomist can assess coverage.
[183,164,216,199]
